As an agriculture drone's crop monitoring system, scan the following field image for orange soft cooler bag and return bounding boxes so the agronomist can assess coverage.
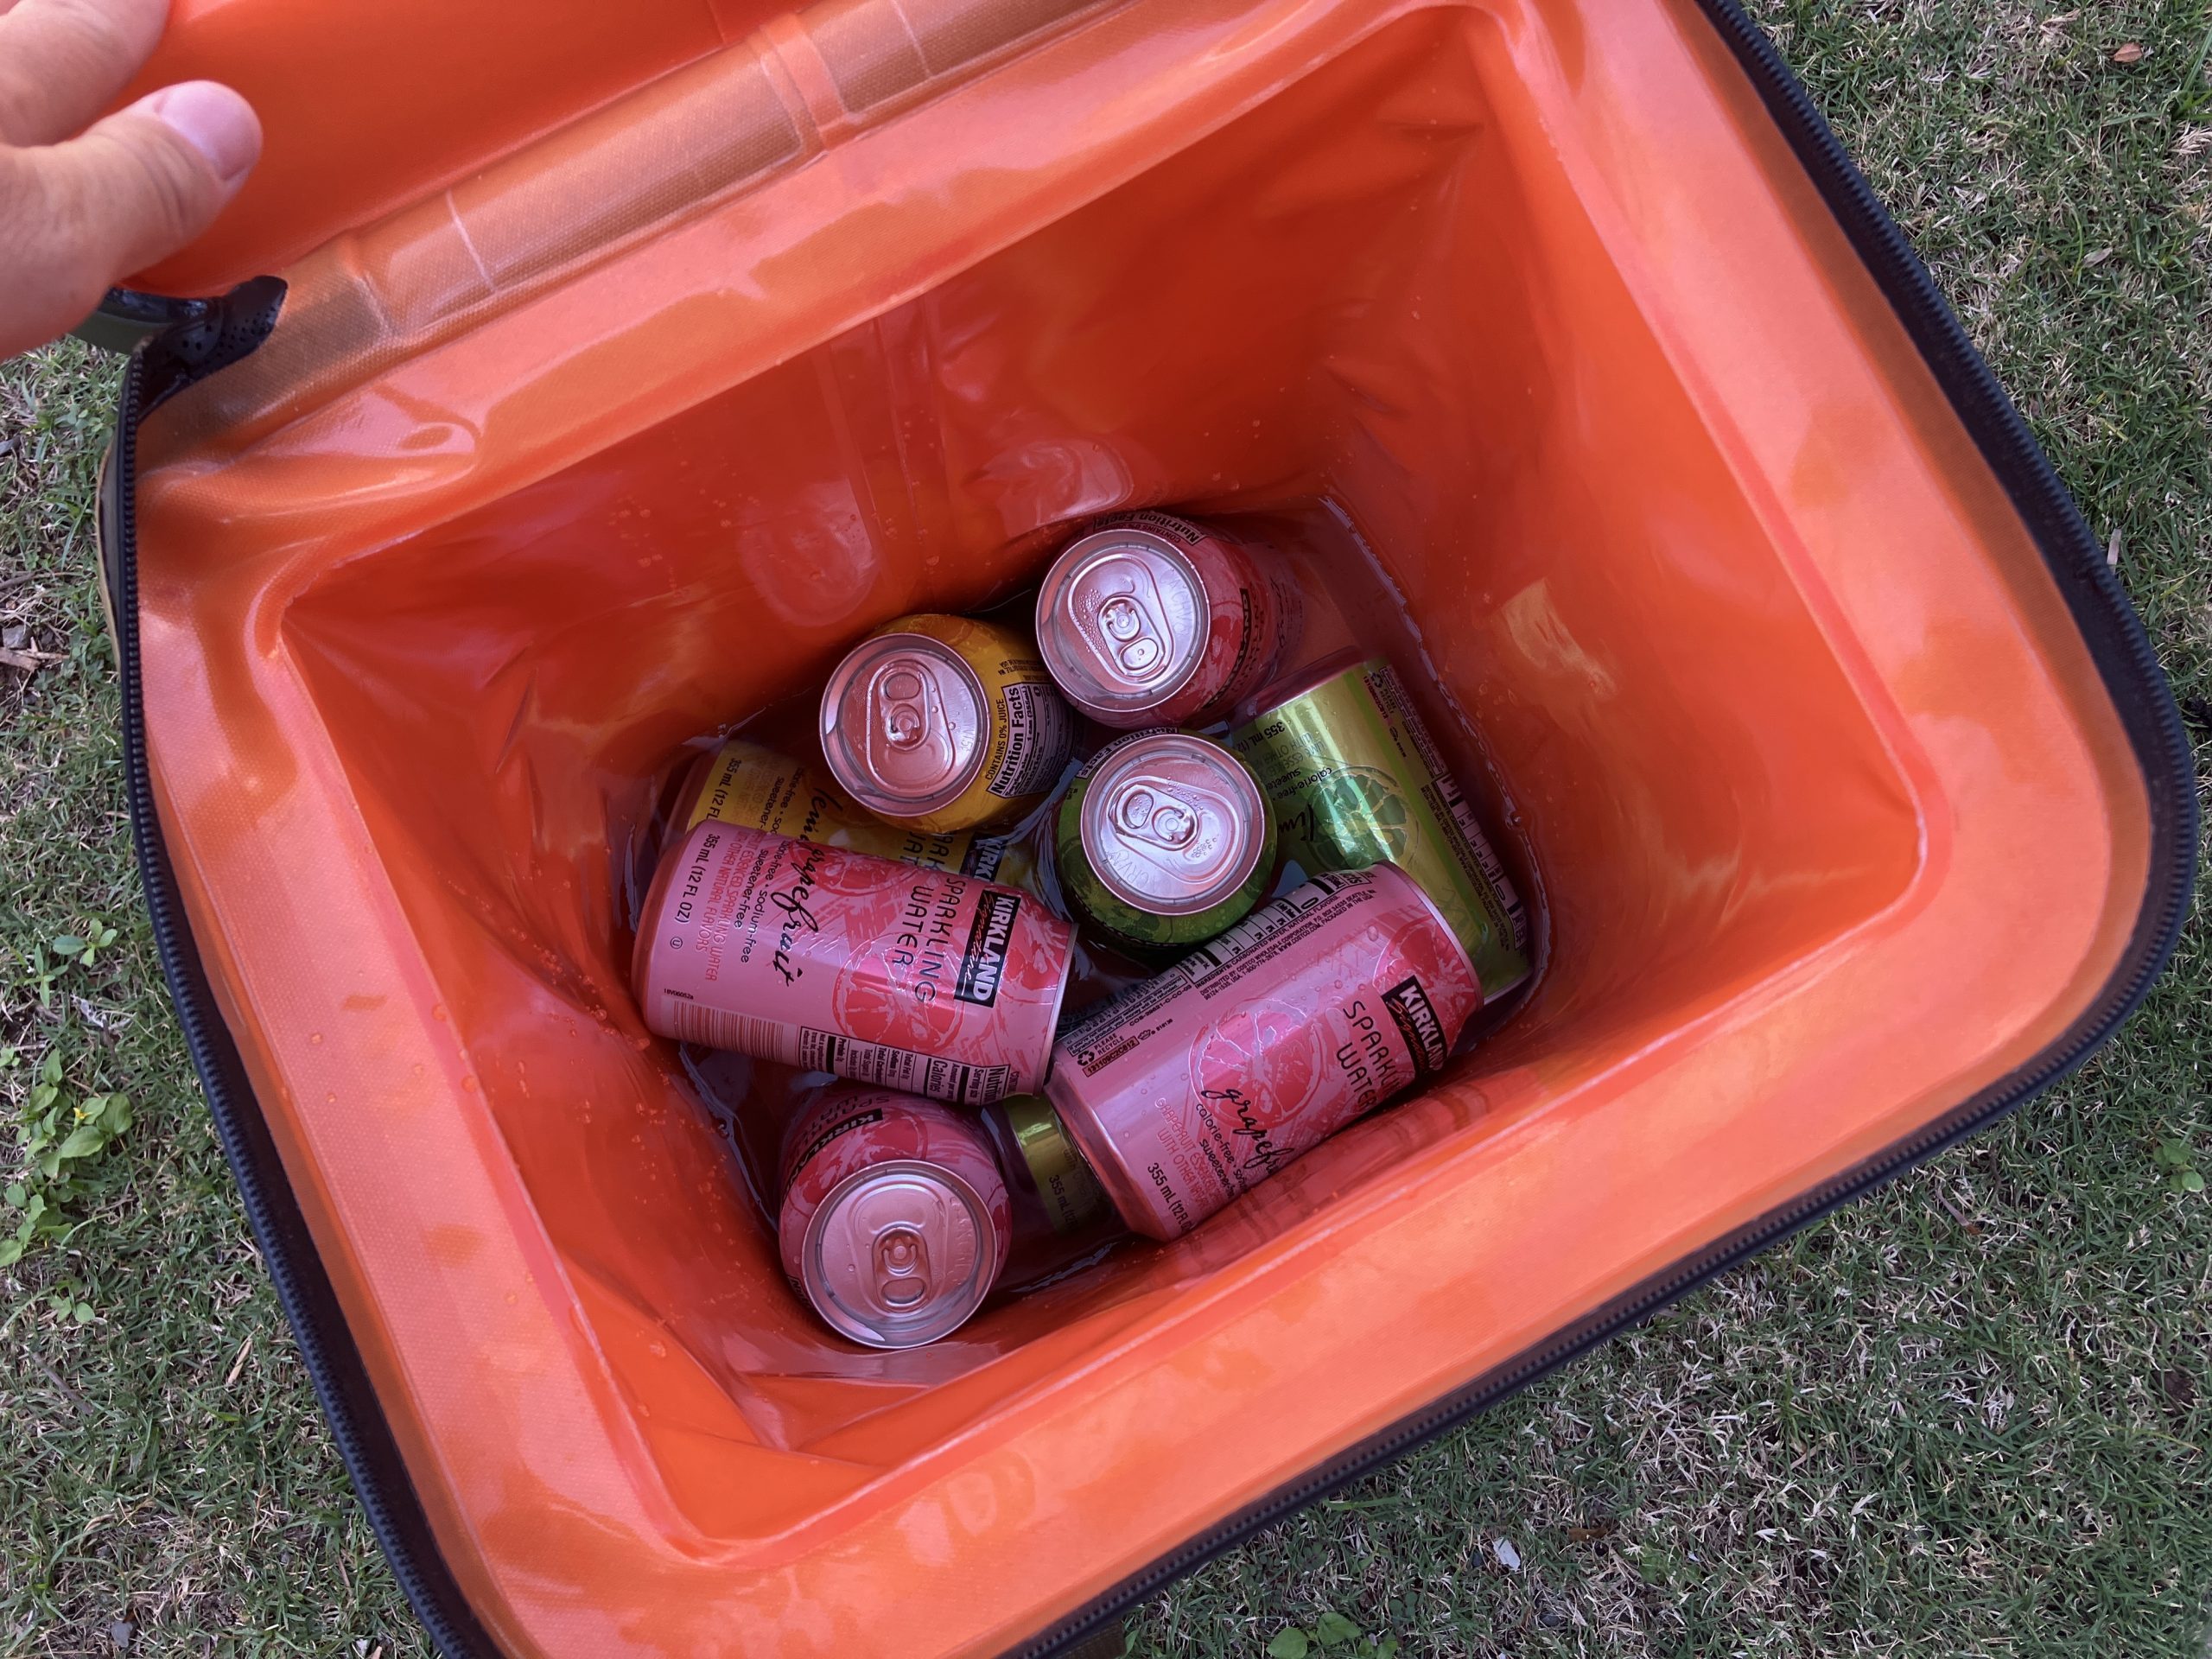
[95,0,2194,1653]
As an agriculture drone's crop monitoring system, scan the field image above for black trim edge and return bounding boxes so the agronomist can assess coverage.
[109,282,505,1659]
[72,288,209,356]
[1009,3,2199,1653]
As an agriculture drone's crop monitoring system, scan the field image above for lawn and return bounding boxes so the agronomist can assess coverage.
[3,2,2208,1655]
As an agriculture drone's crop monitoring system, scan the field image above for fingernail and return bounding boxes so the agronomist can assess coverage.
[139,81,261,186]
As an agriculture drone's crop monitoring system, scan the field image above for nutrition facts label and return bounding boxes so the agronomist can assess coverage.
[799,1030,1014,1105]
[1427,776,1530,950]
[1181,870,1364,988]
[1043,873,1373,1077]
[988,679,1079,798]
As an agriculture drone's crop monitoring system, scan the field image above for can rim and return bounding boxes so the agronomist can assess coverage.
[660,744,719,840]
[1043,1060,1179,1242]
[817,631,991,819]
[1366,858,1484,1011]
[1073,731,1271,918]
[631,817,732,1020]
[798,1157,1001,1349]
[1035,528,1212,716]
[1028,910,1078,1092]
[1231,647,1379,728]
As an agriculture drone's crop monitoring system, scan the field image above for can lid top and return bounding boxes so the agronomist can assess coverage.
[801,1160,997,1349]
[1076,731,1269,916]
[819,632,988,818]
[1035,529,1211,716]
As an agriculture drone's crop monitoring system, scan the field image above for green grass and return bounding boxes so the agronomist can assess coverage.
[1,3,2207,1655]
[0,340,423,1655]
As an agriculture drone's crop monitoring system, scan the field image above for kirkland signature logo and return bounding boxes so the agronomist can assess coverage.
[1382,976,1450,1076]
[954,891,1020,1007]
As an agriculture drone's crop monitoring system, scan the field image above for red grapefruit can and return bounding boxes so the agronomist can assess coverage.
[634,820,1074,1104]
[779,1084,1013,1348]
[1045,863,1480,1239]
[1034,511,1300,728]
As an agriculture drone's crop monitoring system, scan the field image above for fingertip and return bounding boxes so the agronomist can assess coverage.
[131,79,260,187]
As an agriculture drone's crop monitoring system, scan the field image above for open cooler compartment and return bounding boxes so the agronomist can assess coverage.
[115,0,2183,1653]
[268,0,1933,1510]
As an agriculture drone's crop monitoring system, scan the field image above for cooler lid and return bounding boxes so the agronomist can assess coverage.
[113,0,798,296]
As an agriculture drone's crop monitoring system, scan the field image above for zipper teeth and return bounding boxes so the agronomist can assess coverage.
[115,2,2197,1652]
[1013,2,2200,1651]
[112,355,499,1659]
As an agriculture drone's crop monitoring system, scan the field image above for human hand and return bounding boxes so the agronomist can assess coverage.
[0,0,260,360]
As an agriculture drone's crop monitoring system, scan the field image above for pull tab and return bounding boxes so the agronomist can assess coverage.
[1098,592,1164,676]
[1108,769,1243,875]
[1111,780,1199,852]
[862,652,960,791]
[873,1224,931,1307]
[1072,556,1179,689]
[878,666,933,748]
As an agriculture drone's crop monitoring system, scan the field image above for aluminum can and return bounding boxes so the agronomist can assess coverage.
[1034,511,1299,728]
[1229,652,1530,996]
[987,1092,1111,1240]
[1053,728,1274,952]
[779,1084,1012,1348]
[980,1092,1124,1289]
[634,820,1073,1103]
[673,738,1007,880]
[1046,865,1479,1240]
[819,613,1077,835]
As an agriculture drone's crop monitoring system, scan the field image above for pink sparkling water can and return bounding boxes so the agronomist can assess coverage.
[1034,510,1300,728]
[1045,864,1480,1239]
[779,1084,1014,1348]
[634,820,1075,1104]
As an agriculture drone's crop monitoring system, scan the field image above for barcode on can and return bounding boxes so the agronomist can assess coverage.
[1181,869,1365,986]
[658,996,1013,1103]
[659,997,804,1062]
[1426,777,1529,950]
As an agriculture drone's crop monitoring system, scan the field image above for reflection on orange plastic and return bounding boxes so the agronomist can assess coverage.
[126,0,2151,1653]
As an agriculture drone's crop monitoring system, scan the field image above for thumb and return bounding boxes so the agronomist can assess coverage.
[1,79,259,355]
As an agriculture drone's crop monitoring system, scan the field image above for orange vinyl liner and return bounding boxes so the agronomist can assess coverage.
[104,0,2191,1654]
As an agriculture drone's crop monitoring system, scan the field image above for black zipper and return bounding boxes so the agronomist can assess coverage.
[105,3,2196,1656]
[110,290,505,1659]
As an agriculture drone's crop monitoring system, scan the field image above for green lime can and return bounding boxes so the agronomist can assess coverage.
[1053,729,1276,953]
[1227,652,1530,996]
